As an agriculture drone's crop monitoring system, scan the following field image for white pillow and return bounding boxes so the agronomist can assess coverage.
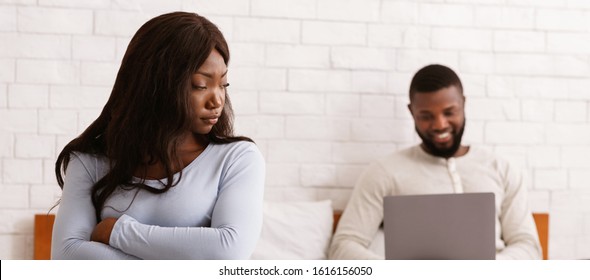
[250,200,333,260]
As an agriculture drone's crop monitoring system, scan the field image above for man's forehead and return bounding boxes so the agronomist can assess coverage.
[411,86,464,106]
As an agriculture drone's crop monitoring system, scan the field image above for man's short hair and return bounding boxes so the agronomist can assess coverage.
[409,64,463,101]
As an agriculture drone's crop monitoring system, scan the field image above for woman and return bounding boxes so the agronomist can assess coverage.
[51,12,265,259]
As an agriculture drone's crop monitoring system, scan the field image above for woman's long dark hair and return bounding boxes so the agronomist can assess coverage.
[55,12,251,221]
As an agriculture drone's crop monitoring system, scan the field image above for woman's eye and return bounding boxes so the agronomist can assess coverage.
[222,83,230,88]
[192,85,206,90]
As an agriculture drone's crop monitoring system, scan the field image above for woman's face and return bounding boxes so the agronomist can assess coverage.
[189,49,228,134]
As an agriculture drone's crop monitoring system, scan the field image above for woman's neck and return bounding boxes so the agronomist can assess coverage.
[134,133,209,180]
[178,132,208,155]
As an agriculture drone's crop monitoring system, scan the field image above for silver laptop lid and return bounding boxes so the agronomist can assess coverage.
[383,193,495,260]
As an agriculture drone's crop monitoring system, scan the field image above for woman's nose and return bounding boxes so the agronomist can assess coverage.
[207,88,224,109]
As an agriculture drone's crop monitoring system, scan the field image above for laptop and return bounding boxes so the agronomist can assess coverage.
[383,192,496,260]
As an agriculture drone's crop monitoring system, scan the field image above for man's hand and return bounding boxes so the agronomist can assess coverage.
[91,217,118,245]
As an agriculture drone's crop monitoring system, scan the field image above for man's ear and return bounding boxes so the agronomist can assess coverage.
[407,103,414,116]
[461,95,466,109]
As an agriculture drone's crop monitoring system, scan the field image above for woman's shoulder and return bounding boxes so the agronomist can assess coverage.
[208,140,264,165]
[70,151,108,165]
[210,140,260,155]
[69,151,109,180]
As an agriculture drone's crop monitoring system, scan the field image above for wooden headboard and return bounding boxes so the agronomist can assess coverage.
[34,214,55,260]
[533,213,549,260]
[34,212,549,260]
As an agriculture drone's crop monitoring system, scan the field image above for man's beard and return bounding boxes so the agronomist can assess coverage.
[416,120,466,158]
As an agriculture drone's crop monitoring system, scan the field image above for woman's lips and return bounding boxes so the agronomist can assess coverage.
[202,117,218,125]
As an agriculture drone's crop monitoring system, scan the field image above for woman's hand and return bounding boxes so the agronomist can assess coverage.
[91,217,118,245]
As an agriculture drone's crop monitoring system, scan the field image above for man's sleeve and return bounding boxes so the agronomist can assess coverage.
[328,162,391,260]
[496,161,542,260]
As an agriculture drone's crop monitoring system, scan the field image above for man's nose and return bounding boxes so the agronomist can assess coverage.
[432,115,449,130]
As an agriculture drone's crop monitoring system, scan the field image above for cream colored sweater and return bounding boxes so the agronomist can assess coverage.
[329,145,542,260]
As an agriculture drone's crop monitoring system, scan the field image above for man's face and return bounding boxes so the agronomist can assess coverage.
[408,85,466,158]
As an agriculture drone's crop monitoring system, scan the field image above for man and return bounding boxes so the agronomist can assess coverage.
[329,64,541,260]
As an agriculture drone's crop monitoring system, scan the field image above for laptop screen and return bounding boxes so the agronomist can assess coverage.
[383,193,496,260]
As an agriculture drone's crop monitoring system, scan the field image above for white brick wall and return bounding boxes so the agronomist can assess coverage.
[231,67,286,90]
[432,28,492,51]
[547,33,590,54]
[360,95,395,118]
[395,49,458,72]
[0,84,7,108]
[331,47,395,70]
[0,34,71,59]
[0,235,27,260]
[302,21,366,46]
[368,24,403,47]
[289,69,351,93]
[251,0,316,19]
[486,122,544,144]
[234,18,299,43]
[0,6,17,32]
[301,164,337,187]
[8,84,49,108]
[265,163,300,187]
[475,6,535,29]
[0,133,13,157]
[536,9,589,31]
[15,134,55,158]
[17,7,93,34]
[49,86,110,109]
[94,11,154,36]
[529,146,561,168]
[0,109,37,133]
[466,97,520,121]
[418,4,473,27]
[3,159,42,184]
[38,0,110,9]
[555,101,587,122]
[570,169,590,190]
[182,0,249,16]
[353,71,387,94]
[317,0,380,22]
[73,36,116,61]
[16,60,79,85]
[380,1,418,24]
[259,91,324,115]
[266,45,330,68]
[494,30,545,53]
[286,117,350,141]
[38,109,78,135]
[327,93,360,117]
[0,185,28,208]
[1,0,590,260]
[0,59,15,82]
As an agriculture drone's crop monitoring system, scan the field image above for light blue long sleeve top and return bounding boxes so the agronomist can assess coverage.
[51,141,265,260]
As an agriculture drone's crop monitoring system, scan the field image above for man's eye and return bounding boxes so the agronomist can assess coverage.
[222,83,230,88]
